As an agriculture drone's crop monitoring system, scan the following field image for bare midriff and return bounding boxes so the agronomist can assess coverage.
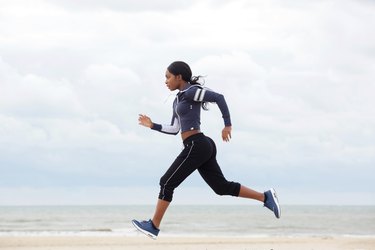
[181,129,201,141]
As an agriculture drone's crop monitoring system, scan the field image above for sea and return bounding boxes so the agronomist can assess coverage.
[0,205,374,237]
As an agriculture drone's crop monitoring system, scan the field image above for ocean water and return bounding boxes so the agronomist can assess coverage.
[0,205,374,237]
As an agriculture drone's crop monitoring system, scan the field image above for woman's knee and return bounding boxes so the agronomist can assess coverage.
[159,177,174,202]
[212,181,241,196]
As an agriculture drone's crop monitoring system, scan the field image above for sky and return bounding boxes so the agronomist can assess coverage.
[0,0,374,206]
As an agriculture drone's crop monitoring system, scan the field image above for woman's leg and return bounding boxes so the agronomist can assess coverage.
[199,137,264,202]
[152,199,170,228]
[199,160,265,202]
[154,136,211,228]
[238,185,265,202]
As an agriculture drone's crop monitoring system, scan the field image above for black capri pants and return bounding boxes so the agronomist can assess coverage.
[159,133,241,202]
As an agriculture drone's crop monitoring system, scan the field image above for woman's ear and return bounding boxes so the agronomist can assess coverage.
[176,74,183,81]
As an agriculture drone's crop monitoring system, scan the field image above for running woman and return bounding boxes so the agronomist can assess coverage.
[132,61,280,239]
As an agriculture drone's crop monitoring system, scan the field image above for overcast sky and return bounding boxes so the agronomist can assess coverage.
[0,0,374,205]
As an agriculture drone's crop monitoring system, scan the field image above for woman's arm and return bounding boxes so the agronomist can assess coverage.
[138,113,180,135]
[186,86,232,141]
[188,87,231,127]
[138,114,153,128]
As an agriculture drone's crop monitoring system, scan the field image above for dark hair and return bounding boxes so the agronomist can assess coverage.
[167,61,208,110]
[167,61,204,85]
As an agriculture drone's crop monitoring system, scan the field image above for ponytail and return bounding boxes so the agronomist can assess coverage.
[190,75,209,110]
[190,75,203,85]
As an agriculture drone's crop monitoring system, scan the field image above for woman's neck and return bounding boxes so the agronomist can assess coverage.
[179,81,190,91]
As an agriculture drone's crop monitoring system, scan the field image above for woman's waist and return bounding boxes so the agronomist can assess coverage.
[182,130,203,143]
[177,113,200,131]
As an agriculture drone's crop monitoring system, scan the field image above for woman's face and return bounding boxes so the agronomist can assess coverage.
[165,70,183,91]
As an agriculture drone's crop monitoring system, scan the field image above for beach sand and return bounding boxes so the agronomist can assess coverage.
[1,236,374,250]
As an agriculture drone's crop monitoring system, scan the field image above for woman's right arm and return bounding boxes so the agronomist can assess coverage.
[138,114,154,128]
[138,113,180,135]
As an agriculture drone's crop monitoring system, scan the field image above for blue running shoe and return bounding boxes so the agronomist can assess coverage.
[264,188,281,218]
[132,219,160,239]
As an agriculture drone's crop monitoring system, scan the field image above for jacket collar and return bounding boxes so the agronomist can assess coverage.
[178,83,195,94]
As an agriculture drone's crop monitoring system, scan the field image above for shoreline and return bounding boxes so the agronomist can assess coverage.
[0,232,374,238]
[1,235,374,250]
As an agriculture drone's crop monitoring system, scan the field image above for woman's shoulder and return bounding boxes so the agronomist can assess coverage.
[186,84,204,93]
[182,85,203,98]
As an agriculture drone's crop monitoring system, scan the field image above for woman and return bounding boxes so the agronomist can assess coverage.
[132,61,280,239]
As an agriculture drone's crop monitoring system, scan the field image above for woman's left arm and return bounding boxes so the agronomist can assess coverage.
[187,87,233,141]
[222,125,232,142]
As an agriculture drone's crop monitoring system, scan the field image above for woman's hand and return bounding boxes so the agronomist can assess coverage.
[222,126,232,142]
[138,114,153,128]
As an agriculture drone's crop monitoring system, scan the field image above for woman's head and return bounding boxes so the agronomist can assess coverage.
[165,61,203,91]
[165,61,208,110]
[167,61,192,83]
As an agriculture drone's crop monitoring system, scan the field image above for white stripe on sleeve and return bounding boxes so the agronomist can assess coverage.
[193,88,206,102]
[161,117,180,134]
[193,88,201,101]
[198,89,206,101]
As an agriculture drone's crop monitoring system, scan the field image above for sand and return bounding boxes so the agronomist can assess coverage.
[0,236,374,250]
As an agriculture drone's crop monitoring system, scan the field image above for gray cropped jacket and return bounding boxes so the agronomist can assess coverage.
[151,84,231,135]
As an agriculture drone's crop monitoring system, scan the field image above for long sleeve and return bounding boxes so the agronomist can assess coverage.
[185,86,232,127]
[151,99,180,135]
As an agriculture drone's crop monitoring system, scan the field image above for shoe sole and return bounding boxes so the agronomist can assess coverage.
[131,220,157,240]
[270,188,281,218]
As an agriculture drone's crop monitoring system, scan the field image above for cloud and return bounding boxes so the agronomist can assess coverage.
[0,0,374,205]
[45,0,201,12]
[0,58,85,118]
